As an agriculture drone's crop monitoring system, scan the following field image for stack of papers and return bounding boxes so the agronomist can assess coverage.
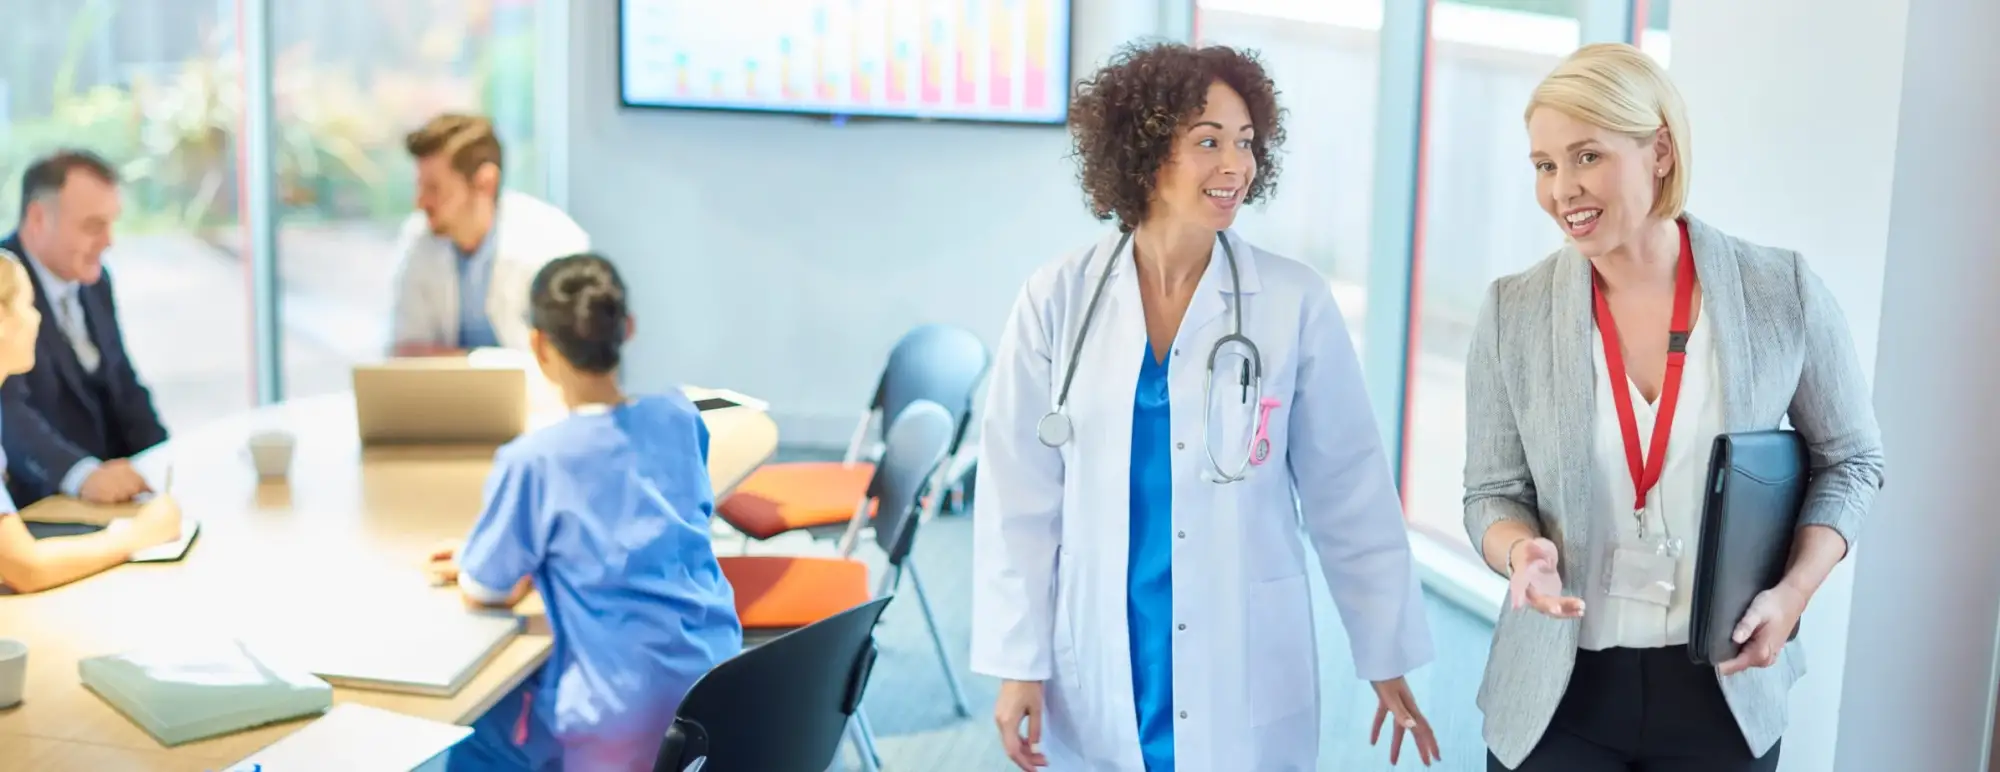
[78,638,332,746]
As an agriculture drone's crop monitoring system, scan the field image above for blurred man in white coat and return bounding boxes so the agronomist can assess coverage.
[388,113,588,356]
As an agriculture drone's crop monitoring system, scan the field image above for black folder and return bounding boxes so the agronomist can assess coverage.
[1689,430,1809,665]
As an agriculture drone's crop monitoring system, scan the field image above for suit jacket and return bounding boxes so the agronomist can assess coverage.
[0,234,168,506]
[1463,213,1885,768]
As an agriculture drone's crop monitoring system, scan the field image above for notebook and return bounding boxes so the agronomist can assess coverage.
[21,514,200,563]
[105,517,201,562]
[222,703,472,771]
[1688,430,1810,665]
[250,610,524,697]
[78,639,333,747]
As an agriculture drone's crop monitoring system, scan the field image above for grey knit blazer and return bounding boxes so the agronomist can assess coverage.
[1463,213,1886,769]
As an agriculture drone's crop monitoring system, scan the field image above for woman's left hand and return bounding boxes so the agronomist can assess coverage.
[1719,584,1808,676]
[1369,676,1440,766]
[424,541,463,586]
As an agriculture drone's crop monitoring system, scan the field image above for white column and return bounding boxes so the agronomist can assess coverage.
[1836,1,2000,769]
[1671,0,2000,769]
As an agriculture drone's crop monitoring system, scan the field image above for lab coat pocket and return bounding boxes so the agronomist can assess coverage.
[1246,573,1317,725]
[1052,549,1080,657]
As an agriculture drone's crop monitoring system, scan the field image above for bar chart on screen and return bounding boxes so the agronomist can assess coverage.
[620,0,1071,123]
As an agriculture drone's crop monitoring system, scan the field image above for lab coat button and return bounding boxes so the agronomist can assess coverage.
[1179,711,1189,719]
[1175,442,1185,450]
[1176,531,1186,539]
[1177,623,1187,631]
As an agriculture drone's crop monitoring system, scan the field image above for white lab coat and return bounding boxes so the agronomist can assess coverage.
[387,189,591,353]
[969,229,1434,771]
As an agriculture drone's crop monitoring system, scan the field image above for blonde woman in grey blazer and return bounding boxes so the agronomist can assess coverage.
[1464,44,1885,771]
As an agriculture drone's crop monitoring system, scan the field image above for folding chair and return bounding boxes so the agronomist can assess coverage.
[718,399,967,771]
[717,324,987,551]
[652,596,893,772]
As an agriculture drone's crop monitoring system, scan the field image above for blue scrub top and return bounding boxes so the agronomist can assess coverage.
[1128,345,1176,771]
[454,236,500,350]
[457,392,743,769]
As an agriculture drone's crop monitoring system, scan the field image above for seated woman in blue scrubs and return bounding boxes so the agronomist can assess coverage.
[0,257,181,593]
[426,252,742,771]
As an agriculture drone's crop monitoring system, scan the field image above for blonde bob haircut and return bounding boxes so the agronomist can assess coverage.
[1525,43,1690,220]
[0,258,23,311]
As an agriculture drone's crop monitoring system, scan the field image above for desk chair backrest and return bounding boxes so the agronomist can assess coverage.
[869,324,989,460]
[653,596,893,772]
[867,400,955,573]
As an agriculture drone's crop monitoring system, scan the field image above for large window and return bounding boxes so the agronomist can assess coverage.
[1399,1,1584,546]
[0,0,547,434]
[1402,0,1671,548]
[274,0,546,403]
[0,0,254,432]
[1195,0,1383,354]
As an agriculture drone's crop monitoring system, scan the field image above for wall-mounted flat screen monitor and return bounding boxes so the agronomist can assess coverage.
[618,0,1073,125]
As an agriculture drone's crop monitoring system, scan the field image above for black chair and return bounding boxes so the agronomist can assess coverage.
[654,595,894,772]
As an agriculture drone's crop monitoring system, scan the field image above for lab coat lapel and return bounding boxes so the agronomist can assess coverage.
[1078,230,1144,742]
[1551,245,1596,560]
[1684,214,1753,431]
[1179,230,1263,345]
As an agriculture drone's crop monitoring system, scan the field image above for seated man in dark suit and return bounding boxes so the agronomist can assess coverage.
[0,150,166,506]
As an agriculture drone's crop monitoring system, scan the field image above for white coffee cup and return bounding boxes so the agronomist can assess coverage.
[248,430,295,479]
[0,638,26,708]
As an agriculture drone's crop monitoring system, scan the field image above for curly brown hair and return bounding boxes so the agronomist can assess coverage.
[1067,42,1286,231]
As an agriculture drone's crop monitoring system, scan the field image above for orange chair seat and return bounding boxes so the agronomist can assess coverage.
[719,461,875,540]
[721,555,871,629]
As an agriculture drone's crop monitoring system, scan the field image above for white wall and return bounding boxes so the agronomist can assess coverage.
[564,1,1175,445]
[1675,0,2000,770]
[1669,1,1909,768]
[1834,1,2000,769]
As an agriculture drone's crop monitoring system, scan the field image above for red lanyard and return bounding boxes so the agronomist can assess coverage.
[1592,222,1696,516]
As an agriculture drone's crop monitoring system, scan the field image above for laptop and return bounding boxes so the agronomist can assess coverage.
[351,358,529,445]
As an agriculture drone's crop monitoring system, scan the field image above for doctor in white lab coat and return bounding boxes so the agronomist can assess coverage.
[971,42,1439,771]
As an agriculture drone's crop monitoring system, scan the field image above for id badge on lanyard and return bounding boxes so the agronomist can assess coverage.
[1595,223,1696,609]
[1608,512,1683,607]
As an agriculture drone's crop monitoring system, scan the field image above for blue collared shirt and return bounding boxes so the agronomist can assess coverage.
[20,253,101,497]
[456,392,742,769]
[455,236,500,350]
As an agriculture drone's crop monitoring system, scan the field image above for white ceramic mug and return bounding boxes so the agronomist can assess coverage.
[248,430,295,479]
[0,638,26,708]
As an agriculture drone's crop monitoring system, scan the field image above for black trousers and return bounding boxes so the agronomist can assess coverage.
[1489,645,1779,772]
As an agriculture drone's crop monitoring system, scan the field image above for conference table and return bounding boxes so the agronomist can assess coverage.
[0,387,779,771]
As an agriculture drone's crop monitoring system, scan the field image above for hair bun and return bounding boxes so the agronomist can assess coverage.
[575,282,627,344]
[529,252,628,374]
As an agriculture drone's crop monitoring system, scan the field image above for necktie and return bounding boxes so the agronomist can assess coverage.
[57,292,100,373]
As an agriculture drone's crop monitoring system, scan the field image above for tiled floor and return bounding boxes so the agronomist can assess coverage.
[751,452,1497,772]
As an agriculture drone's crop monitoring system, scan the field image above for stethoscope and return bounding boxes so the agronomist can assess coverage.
[1034,231,1278,483]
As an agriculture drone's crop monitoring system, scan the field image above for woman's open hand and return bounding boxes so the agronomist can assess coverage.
[1508,538,1585,618]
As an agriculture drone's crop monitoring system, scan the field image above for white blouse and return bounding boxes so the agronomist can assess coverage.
[1578,306,1726,651]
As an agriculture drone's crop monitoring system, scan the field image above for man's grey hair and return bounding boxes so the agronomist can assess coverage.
[18,150,118,219]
